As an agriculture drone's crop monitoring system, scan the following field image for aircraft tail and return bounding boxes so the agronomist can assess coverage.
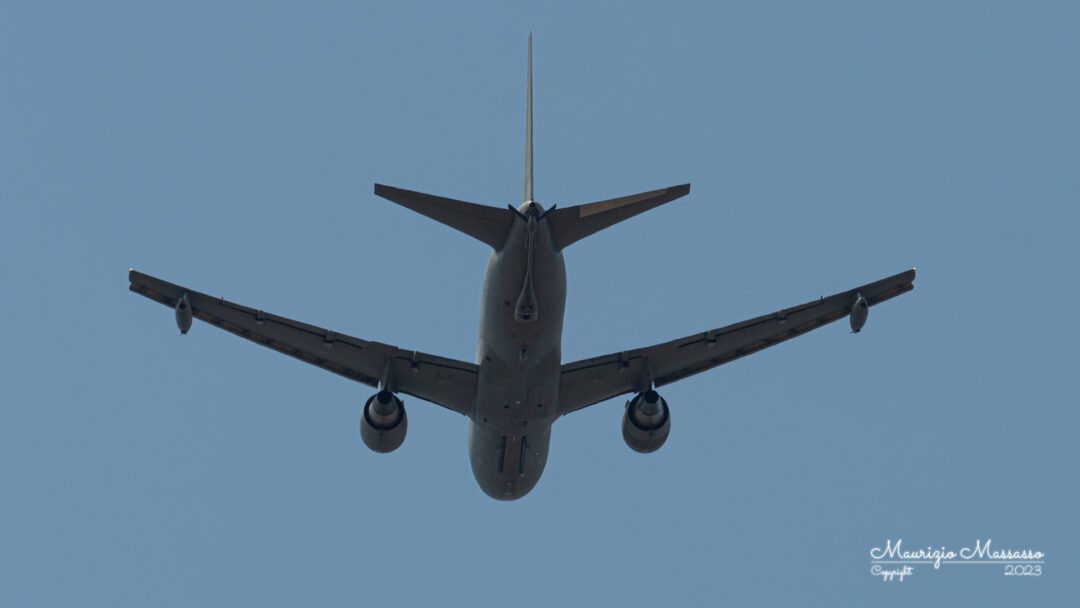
[373,184,514,250]
[546,184,691,250]
[374,36,690,253]
[523,33,534,204]
[519,35,690,249]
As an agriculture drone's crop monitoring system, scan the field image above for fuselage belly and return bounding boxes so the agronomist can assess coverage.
[469,202,565,500]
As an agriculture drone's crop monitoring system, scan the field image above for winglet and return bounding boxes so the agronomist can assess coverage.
[523,33,534,204]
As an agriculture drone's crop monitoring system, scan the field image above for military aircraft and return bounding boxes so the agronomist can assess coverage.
[129,36,915,500]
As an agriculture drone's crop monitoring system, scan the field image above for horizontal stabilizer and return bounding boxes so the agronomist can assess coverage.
[546,184,691,250]
[374,184,515,250]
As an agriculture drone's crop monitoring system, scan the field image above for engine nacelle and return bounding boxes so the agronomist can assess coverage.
[622,390,671,454]
[175,293,193,334]
[850,292,869,333]
[360,390,407,453]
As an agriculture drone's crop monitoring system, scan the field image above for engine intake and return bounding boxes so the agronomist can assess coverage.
[360,390,407,453]
[622,390,670,453]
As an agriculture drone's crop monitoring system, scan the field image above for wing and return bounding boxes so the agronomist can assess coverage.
[558,268,916,414]
[129,270,477,416]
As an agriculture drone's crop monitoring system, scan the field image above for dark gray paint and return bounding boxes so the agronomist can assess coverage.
[128,37,916,501]
[470,201,565,498]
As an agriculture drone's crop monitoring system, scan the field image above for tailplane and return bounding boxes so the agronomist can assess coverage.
[520,35,690,249]
[374,36,690,253]
[546,184,691,250]
[373,184,514,250]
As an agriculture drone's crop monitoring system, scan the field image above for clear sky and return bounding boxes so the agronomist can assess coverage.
[2,1,1077,606]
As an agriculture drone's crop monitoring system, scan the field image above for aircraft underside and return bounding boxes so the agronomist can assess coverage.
[127,35,915,500]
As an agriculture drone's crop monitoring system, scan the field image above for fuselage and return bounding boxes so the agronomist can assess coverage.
[469,200,566,500]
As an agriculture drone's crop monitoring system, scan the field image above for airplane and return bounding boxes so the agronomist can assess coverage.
[129,36,915,500]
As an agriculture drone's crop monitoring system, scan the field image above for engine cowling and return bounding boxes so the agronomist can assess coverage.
[622,390,670,453]
[360,390,407,453]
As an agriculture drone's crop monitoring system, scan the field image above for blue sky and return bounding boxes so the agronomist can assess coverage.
[2,1,1077,605]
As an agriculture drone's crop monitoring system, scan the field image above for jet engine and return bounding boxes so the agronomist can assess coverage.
[622,390,670,453]
[850,292,869,333]
[360,390,408,453]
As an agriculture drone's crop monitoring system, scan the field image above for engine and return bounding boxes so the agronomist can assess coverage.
[849,292,869,333]
[622,390,671,453]
[360,390,408,453]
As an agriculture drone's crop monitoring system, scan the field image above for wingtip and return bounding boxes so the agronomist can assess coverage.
[666,183,691,199]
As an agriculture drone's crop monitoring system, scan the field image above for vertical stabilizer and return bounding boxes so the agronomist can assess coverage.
[523,34,533,204]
